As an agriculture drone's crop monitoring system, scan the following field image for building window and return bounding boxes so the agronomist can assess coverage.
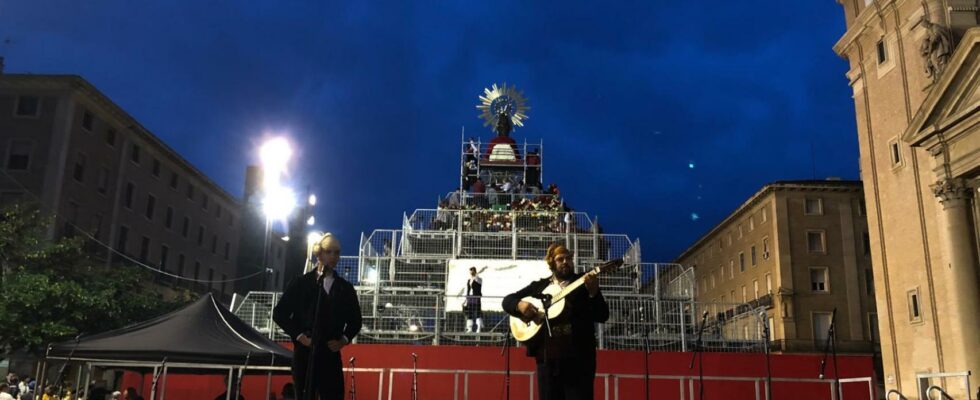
[160,245,169,270]
[810,267,829,292]
[865,269,875,295]
[876,39,887,64]
[187,183,195,200]
[82,110,94,131]
[177,254,186,277]
[97,167,109,194]
[813,312,834,344]
[765,273,772,294]
[72,153,86,182]
[124,182,135,209]
[169,172,179,190]
[862,231,871,255]
[208,268,215,290]
[197,225,205,246]
[202,194,209,210]
[210,234,217,254]
[751,245,757,266]
[805,197,823,215]
[130,144,141,164]
[116,226,129,253]
[807,231,826,253]
[738,224,743,238]
[139,236,150,262]
[762,237,770,259]
[181,217,189,238]
[6,140,32,170]
[145,194,156,220]
[14,96,40,117]
[749,218,755,232]
[710,274,716,289]
[216,204,222,219]
[753,280,759,299]
[152,159,161,178]
[739,252,745,272]
[728,260,734,279]
[761,207,768,223]
[105,128,117,147]
[908,289,922,322]
[194,262,201,281]
[869,313,880,343]
[889,139,903,167]
[224,242,230,260]
[165,206,174,229]
[741,286,747,303]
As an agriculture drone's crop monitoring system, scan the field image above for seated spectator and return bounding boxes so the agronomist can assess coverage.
[281,383,296,400]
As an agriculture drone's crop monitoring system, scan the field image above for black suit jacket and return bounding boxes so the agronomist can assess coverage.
[273,270,362,348]
[502,273,609,359]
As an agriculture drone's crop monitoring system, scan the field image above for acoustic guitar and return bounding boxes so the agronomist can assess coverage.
[509,258,624,342]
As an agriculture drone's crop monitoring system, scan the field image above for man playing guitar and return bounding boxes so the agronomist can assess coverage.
[502,243,609,400]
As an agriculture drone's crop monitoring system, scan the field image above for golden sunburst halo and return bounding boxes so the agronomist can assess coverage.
[476,83,530,131]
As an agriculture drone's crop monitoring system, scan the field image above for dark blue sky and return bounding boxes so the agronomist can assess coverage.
[0,1,858,261]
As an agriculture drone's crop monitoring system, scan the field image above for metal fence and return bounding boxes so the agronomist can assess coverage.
[234,291,768,353]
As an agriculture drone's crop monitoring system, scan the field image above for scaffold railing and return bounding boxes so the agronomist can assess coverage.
[406,208,595,234]
[235,290,767,353]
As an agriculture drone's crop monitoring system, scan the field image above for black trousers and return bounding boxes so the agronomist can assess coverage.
[292,346,344,400]
[535,353,597,400]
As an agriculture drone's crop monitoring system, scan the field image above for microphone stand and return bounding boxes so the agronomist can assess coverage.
[642,310,650,400]
[688,311,709,400]
[760,311,772,400]
[233,353,248,400]
[304,271,328,400]
[348,357,357,400]
[150,357,168,400]
[818,308,840,400]
[501,333,512,400]
[57,334,83,398]
[410,353,418,400]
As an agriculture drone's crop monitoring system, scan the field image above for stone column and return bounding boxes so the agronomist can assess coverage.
[931,177,980,397]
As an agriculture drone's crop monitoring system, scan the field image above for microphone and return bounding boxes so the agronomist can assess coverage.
[348,356,355,364]
[411,352,418,361]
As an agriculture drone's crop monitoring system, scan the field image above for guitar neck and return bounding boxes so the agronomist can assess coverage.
[551,269,597,303]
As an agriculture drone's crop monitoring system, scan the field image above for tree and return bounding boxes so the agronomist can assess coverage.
[0,203,190,357]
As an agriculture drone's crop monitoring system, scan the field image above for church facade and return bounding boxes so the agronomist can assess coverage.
[834,1,980,398]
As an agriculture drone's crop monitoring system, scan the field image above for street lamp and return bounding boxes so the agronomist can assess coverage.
[259,137,293,291]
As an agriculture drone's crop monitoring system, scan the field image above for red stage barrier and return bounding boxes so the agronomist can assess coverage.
[121,344,876,400]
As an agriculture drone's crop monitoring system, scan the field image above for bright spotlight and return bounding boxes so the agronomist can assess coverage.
[281,236,290,242]
[262,187,296,220]
[307,215,315,226]
[307,231,323,245]
[308,194,317,206]
[408,324,419,332]
[259,138,292,171]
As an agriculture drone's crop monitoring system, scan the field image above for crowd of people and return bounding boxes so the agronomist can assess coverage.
[0,373,300,400]
[431,182,584,234]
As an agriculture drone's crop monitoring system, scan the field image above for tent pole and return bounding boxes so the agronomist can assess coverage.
[83,363,93,400]
[226,368,233,400]
[149,366,158,400]
[73,364,83,396]
[38,360,47,394]
[160,365,168,400]
[265,354,274,400]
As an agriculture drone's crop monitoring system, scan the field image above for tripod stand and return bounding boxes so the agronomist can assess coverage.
[410,353,418,400]
[689,311,709,400]
[501,333,513,400]
[818,308,841,400]
[348,357,357,400]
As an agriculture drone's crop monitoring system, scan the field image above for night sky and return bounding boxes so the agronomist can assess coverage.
[0,2,858,262]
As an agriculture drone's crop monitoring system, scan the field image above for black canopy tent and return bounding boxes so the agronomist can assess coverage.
[44,293,292,400]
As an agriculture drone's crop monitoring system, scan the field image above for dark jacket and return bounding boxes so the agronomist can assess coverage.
[273,270,362,347]
[502,274,609,359]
